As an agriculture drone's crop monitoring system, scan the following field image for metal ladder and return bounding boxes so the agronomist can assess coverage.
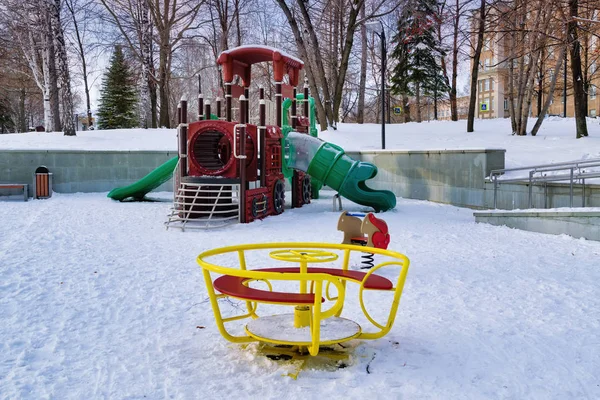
[165,181,241,230]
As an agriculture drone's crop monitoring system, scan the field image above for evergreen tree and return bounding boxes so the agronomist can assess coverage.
[0,98,15,134]
[97,46,138,129]
[390,0,447,122]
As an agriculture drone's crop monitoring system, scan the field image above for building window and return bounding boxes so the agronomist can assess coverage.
[484,79,490,91]
[591,85,596,100]
[504,98,509,110]
[484,38,491,51]
[548,68,554,79]
[591,109,597,117]
[491,79,494,91]
[479,80,483,92]
[484,59,490,70]
[591,62,597,75]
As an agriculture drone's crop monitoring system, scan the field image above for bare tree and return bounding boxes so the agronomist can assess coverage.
[100,0,204,128]
[466,0,485,132]
[567,0,589,137]
[443,0,473,121]
[275,0,395,130]
[357,3,367,123]
[1,0,73,133]
[148,0,204,127]
[531,46,567,136]
[51,0,76,135]
[65,0,98,129]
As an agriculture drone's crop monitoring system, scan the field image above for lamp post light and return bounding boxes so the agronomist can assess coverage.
[366,21,386,150]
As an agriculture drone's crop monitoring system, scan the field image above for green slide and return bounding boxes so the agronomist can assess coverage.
[285,132,396,212]
[107,157,178,201]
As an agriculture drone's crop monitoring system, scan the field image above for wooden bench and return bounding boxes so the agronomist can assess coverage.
[213,267,393,304]
[0,184,28,201]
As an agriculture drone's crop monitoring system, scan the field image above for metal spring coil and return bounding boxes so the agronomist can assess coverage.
[361,253,375,269]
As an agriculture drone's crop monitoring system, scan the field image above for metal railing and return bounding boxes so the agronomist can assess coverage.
[490,157,600,208]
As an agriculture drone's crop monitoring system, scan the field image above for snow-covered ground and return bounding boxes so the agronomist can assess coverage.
[1,120,600,399]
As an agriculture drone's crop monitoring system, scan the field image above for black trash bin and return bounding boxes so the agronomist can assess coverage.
[33,166,53,199]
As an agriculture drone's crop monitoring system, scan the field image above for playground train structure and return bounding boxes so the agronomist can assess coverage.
[165,45,396,230]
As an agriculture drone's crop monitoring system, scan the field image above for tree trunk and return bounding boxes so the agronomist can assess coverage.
[507,20,517,134]
[139,0,153,128]
[66,0,92,129]
[158,42,170,128]
[568,0,589,138]
[521,53,541,135]
[531,46,566,136]
[43,7,61,132]
[274,0,329,130]
[467,0,485,132]
[357,6,367,124]
[295,0,336,128]
[583,35,589,115]
[537,55,544,117]
[42,41,54,132]
[416,82,422,123]
[567,0,588,139]
[235,0,241,46]
[437,2,450,120]
[451,0,460,121]
[330,1,361,126]
[19,88,27,132]
[403,94,411,123]
[52,0,76,136]
[434,85,438,120]
[332,0,339,99]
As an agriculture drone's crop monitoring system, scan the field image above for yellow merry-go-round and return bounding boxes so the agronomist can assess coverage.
[197,242,410,369]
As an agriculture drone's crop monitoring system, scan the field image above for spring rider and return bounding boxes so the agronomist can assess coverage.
[337,211,390,268]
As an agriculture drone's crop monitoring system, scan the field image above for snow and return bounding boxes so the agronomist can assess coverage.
[0,128,176,151]
[1,120,600,398]
[220,45,305,66]
[2,117,599,170]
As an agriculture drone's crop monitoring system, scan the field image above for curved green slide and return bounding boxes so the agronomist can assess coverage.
[285,132,396,212]
[107,157,178,201]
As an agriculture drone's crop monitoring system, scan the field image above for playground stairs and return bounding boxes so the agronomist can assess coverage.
[165,177,240,230]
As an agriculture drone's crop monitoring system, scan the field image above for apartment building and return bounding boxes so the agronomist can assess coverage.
[473,29,600,120]
[475,33,509,119]
[437,96,470,120]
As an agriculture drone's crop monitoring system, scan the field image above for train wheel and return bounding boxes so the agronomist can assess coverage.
[262,194,269,215]
[251,197,259,218]
[302,175,311,204]
[273,180,285,214]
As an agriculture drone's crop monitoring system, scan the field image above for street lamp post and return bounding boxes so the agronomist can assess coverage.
[366,21,386,149]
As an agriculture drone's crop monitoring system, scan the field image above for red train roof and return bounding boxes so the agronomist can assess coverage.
[217,45,304,87]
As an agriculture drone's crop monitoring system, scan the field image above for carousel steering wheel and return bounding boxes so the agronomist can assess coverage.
[269,249,339,264]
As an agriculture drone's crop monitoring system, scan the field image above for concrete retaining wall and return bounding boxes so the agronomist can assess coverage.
[474,210,600,241]
[0,150,177,194]
[346,149,506,208]
[346,149,600,209]
[2,149,599,210]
